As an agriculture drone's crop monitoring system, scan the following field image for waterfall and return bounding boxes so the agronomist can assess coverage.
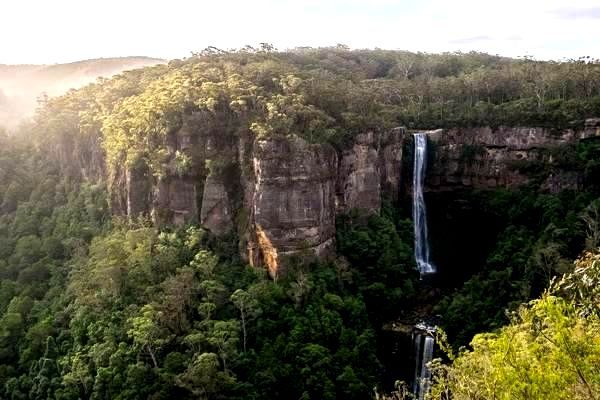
[412,332,423,395]
[413,324,436,400]
[413,133,435,276]
[410,134,436,399]
[418,336,434,399]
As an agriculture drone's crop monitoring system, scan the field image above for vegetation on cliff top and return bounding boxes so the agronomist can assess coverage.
[22,46,600,179]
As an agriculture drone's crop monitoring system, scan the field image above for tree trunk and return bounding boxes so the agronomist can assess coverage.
[147,345,158,369]
[241,311,247,353]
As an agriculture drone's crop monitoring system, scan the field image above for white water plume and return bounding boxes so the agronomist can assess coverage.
[412,133,436,276]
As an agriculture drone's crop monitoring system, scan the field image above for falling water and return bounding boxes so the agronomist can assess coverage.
[413,333,423,395]
[412,332,423,395]
[413,324,436,400]
[413,133,436,276]
[418,336,434,399]
[410,134,437,399]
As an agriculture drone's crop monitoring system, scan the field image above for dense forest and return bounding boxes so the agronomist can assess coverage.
[1,47,599,399]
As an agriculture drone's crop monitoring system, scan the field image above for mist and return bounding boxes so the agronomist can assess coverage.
[0,56,164,131]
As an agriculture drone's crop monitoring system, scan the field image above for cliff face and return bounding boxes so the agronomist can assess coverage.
[250,136,338,276]
[247,129,405,275]
[113,122,405,276]
[337,128,404,212]
[114,119,599,276]
[425,120,600,192]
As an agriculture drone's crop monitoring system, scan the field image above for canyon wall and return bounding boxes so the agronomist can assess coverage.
[245,128,404,275]
[424,119,600,192]
[115,118,599,275]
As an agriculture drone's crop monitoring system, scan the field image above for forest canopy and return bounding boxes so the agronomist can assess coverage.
[17,46,600,179]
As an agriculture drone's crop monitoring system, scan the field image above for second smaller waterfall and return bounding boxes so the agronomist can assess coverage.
[413,323,436,400]
[413,133,436,276]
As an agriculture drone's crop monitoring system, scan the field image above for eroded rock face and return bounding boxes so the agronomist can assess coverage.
[126,163,152,218]
[251,135,338,276]
[153,177,198,226]
[337,128,405,212]
[117,120,595,275]
[380,127,405,202]
[338,132,381,212]
[200,173,233,235]
[123,116,237,228]
[151,121,203,226]
[424,126,594,191]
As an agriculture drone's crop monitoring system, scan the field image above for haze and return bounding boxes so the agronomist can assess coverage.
[0,57,164,130]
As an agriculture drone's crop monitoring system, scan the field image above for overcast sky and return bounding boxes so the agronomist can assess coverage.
[1,0,599,64]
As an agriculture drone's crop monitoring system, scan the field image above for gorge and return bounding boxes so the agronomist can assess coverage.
[1,49,599,400]
[113,119,600,396]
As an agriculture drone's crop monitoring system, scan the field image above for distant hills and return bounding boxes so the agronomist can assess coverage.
[0,56,165,130]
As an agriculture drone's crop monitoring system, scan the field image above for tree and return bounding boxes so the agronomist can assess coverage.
[581,199,600,250]
[127,304,172,368]
[62,352,93,398]
[552,250,600,317]
[206,320,239,372]
[158,267,196,333]
[431,251,600,400]
[176,352,234,399]
[230,288,259,352]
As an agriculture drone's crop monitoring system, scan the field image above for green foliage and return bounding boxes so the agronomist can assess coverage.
[0,177,385,400]
[19,48,600,181]
[430,251,600,400]
[551,250,600,317]
[435,186,598,346]
[336,210,419,324]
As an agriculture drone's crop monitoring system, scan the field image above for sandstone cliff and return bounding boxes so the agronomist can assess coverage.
[424,119,600,192]
[244,129,405,275]
[112,118,599,276]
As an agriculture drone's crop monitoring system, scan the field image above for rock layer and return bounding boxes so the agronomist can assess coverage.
[251,136,338,276]
[200,173,233,236]
[337,128,405,212]
[424,124,599,191]
[115,120,598,275]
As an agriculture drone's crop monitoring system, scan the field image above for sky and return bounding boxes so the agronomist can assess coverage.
[1,0,600,64]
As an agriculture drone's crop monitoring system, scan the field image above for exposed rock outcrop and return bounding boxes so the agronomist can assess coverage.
[200,173,233,236]
[338,132,381,212]
[337,128,405,212]
[126,163,152,218]
[380,127,405,202]
[424,125,598,191]
[153,177,198,226]
[251,135,338,276]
